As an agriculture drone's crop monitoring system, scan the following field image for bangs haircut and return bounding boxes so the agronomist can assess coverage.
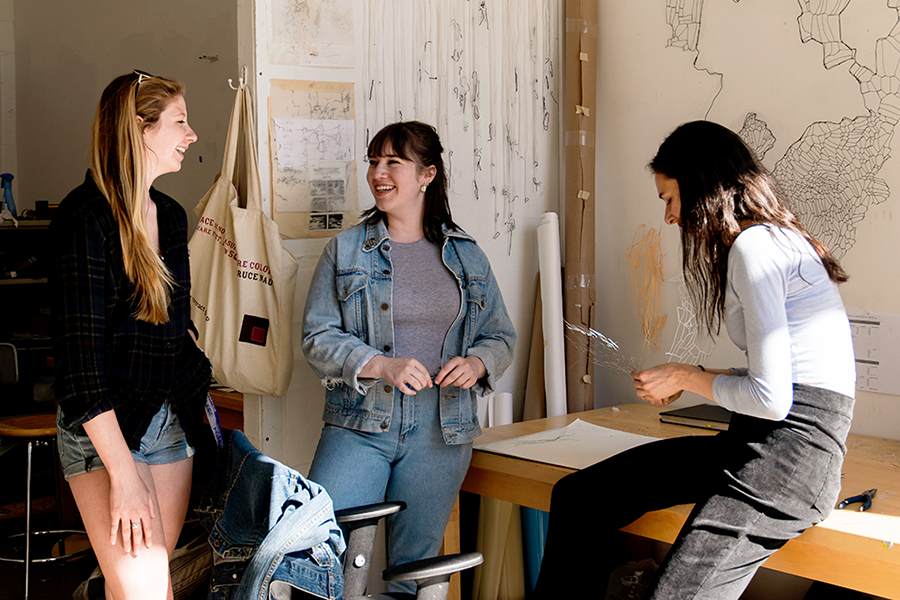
[362,121,459,245]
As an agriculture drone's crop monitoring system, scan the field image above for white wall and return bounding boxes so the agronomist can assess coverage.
[593,1,900,441]
[12,0,237,233]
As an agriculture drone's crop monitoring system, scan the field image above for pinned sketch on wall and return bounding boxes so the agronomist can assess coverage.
[847,311,900,396]
[361,0,561,251]
[665,275,713,365]
[628,225,666,349]
[268,80,358,239]
[267,0,354,68]
[663,0,899,260]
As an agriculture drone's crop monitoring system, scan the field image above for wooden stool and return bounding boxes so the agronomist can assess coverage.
[0,413,90,599]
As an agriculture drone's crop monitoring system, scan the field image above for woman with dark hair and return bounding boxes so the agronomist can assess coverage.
[533,120,855,599]
[51,72,211,599]
[302,120,516,594]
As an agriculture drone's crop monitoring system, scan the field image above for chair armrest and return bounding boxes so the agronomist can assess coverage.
[336,501,409,598]
[335,501,407,524]
[382,551,483,584]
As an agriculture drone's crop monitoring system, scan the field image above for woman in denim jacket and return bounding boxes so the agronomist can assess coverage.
[302,121,515,595]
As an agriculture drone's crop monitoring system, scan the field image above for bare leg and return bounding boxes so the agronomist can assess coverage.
[69,463,171,600]
[148,457,193,560]
[68,457,193,600]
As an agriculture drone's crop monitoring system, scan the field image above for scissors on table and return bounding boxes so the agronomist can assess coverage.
[837,488,877,511]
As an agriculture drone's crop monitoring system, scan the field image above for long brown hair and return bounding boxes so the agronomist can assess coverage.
[362,121,460,245]
[648,120,847,336]
[90,72,184,324]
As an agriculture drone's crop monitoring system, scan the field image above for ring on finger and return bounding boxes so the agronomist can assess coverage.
[131,522,141,530]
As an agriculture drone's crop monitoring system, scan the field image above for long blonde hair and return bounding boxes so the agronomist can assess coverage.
[90,72,184,324]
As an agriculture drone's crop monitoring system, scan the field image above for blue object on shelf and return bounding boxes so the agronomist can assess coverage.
[1,173,16,218]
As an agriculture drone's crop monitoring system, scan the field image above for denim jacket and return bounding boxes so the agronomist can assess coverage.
[196,430,345,600]
[302,219,516,445]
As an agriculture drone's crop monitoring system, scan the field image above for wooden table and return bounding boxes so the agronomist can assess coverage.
[461,403,900,599]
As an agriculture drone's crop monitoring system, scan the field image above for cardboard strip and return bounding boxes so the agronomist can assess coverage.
[562,0,597,414]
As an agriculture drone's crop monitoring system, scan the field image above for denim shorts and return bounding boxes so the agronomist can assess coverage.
[57,402,195,480]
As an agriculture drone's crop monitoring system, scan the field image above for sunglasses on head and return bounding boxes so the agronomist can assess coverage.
[132,69,156,105]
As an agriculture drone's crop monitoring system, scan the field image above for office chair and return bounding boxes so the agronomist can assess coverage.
[335,501,483,600]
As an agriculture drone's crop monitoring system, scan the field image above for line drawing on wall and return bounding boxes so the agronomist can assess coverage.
[665,275,713,365]
[362,0,561,252]
[664,0,899,260]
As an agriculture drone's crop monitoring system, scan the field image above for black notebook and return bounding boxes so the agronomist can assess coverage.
[659,403,732,431]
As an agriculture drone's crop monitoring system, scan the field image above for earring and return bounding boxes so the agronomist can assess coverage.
[420,185,428,193]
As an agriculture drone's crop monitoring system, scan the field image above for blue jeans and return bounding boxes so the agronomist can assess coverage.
[534,385,853,600]
[308,385,473,595]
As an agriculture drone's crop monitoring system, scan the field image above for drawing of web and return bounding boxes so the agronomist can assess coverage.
[665,275,713,364]
[628,225,667,349]
[665,0,899,260]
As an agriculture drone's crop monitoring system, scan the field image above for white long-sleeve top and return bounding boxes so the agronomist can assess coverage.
[711,225,856,420]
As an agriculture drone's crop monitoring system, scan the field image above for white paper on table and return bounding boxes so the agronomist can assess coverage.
[475,419,660,470]
[815,509,900,545]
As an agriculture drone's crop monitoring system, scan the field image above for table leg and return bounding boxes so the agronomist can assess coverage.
[441,496,461,600]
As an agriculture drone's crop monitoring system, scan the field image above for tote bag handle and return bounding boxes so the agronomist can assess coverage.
[219,83,263,213]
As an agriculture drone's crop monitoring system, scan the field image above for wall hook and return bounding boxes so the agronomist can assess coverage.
[228,65,248,90]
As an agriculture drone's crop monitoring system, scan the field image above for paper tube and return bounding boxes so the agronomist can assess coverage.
[492,392,514,427]
[477,394,491,428]
[538,212,568,417]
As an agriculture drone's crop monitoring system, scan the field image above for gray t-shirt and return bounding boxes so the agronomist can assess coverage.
[389,238,461,376]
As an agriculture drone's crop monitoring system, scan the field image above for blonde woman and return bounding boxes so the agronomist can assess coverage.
[51,72,211,599]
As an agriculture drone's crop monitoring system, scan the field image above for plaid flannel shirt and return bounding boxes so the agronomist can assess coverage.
[51,173,211,450]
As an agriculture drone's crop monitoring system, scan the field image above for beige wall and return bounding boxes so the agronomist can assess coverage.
[593,1,900,441]
[0,0,17,191]
[12,0,237,229]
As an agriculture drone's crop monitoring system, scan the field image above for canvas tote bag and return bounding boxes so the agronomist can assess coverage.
[189,82,299,396]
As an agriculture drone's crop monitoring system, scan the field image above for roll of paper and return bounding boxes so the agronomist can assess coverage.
[493,392,514,426]
[478,394,491,428]
[538,212,567,417]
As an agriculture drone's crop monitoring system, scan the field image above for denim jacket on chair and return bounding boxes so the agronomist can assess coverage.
[302,219,516,445]
[196,430,345,599]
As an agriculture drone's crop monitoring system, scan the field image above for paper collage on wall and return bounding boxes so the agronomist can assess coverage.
[268,80,358,239]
